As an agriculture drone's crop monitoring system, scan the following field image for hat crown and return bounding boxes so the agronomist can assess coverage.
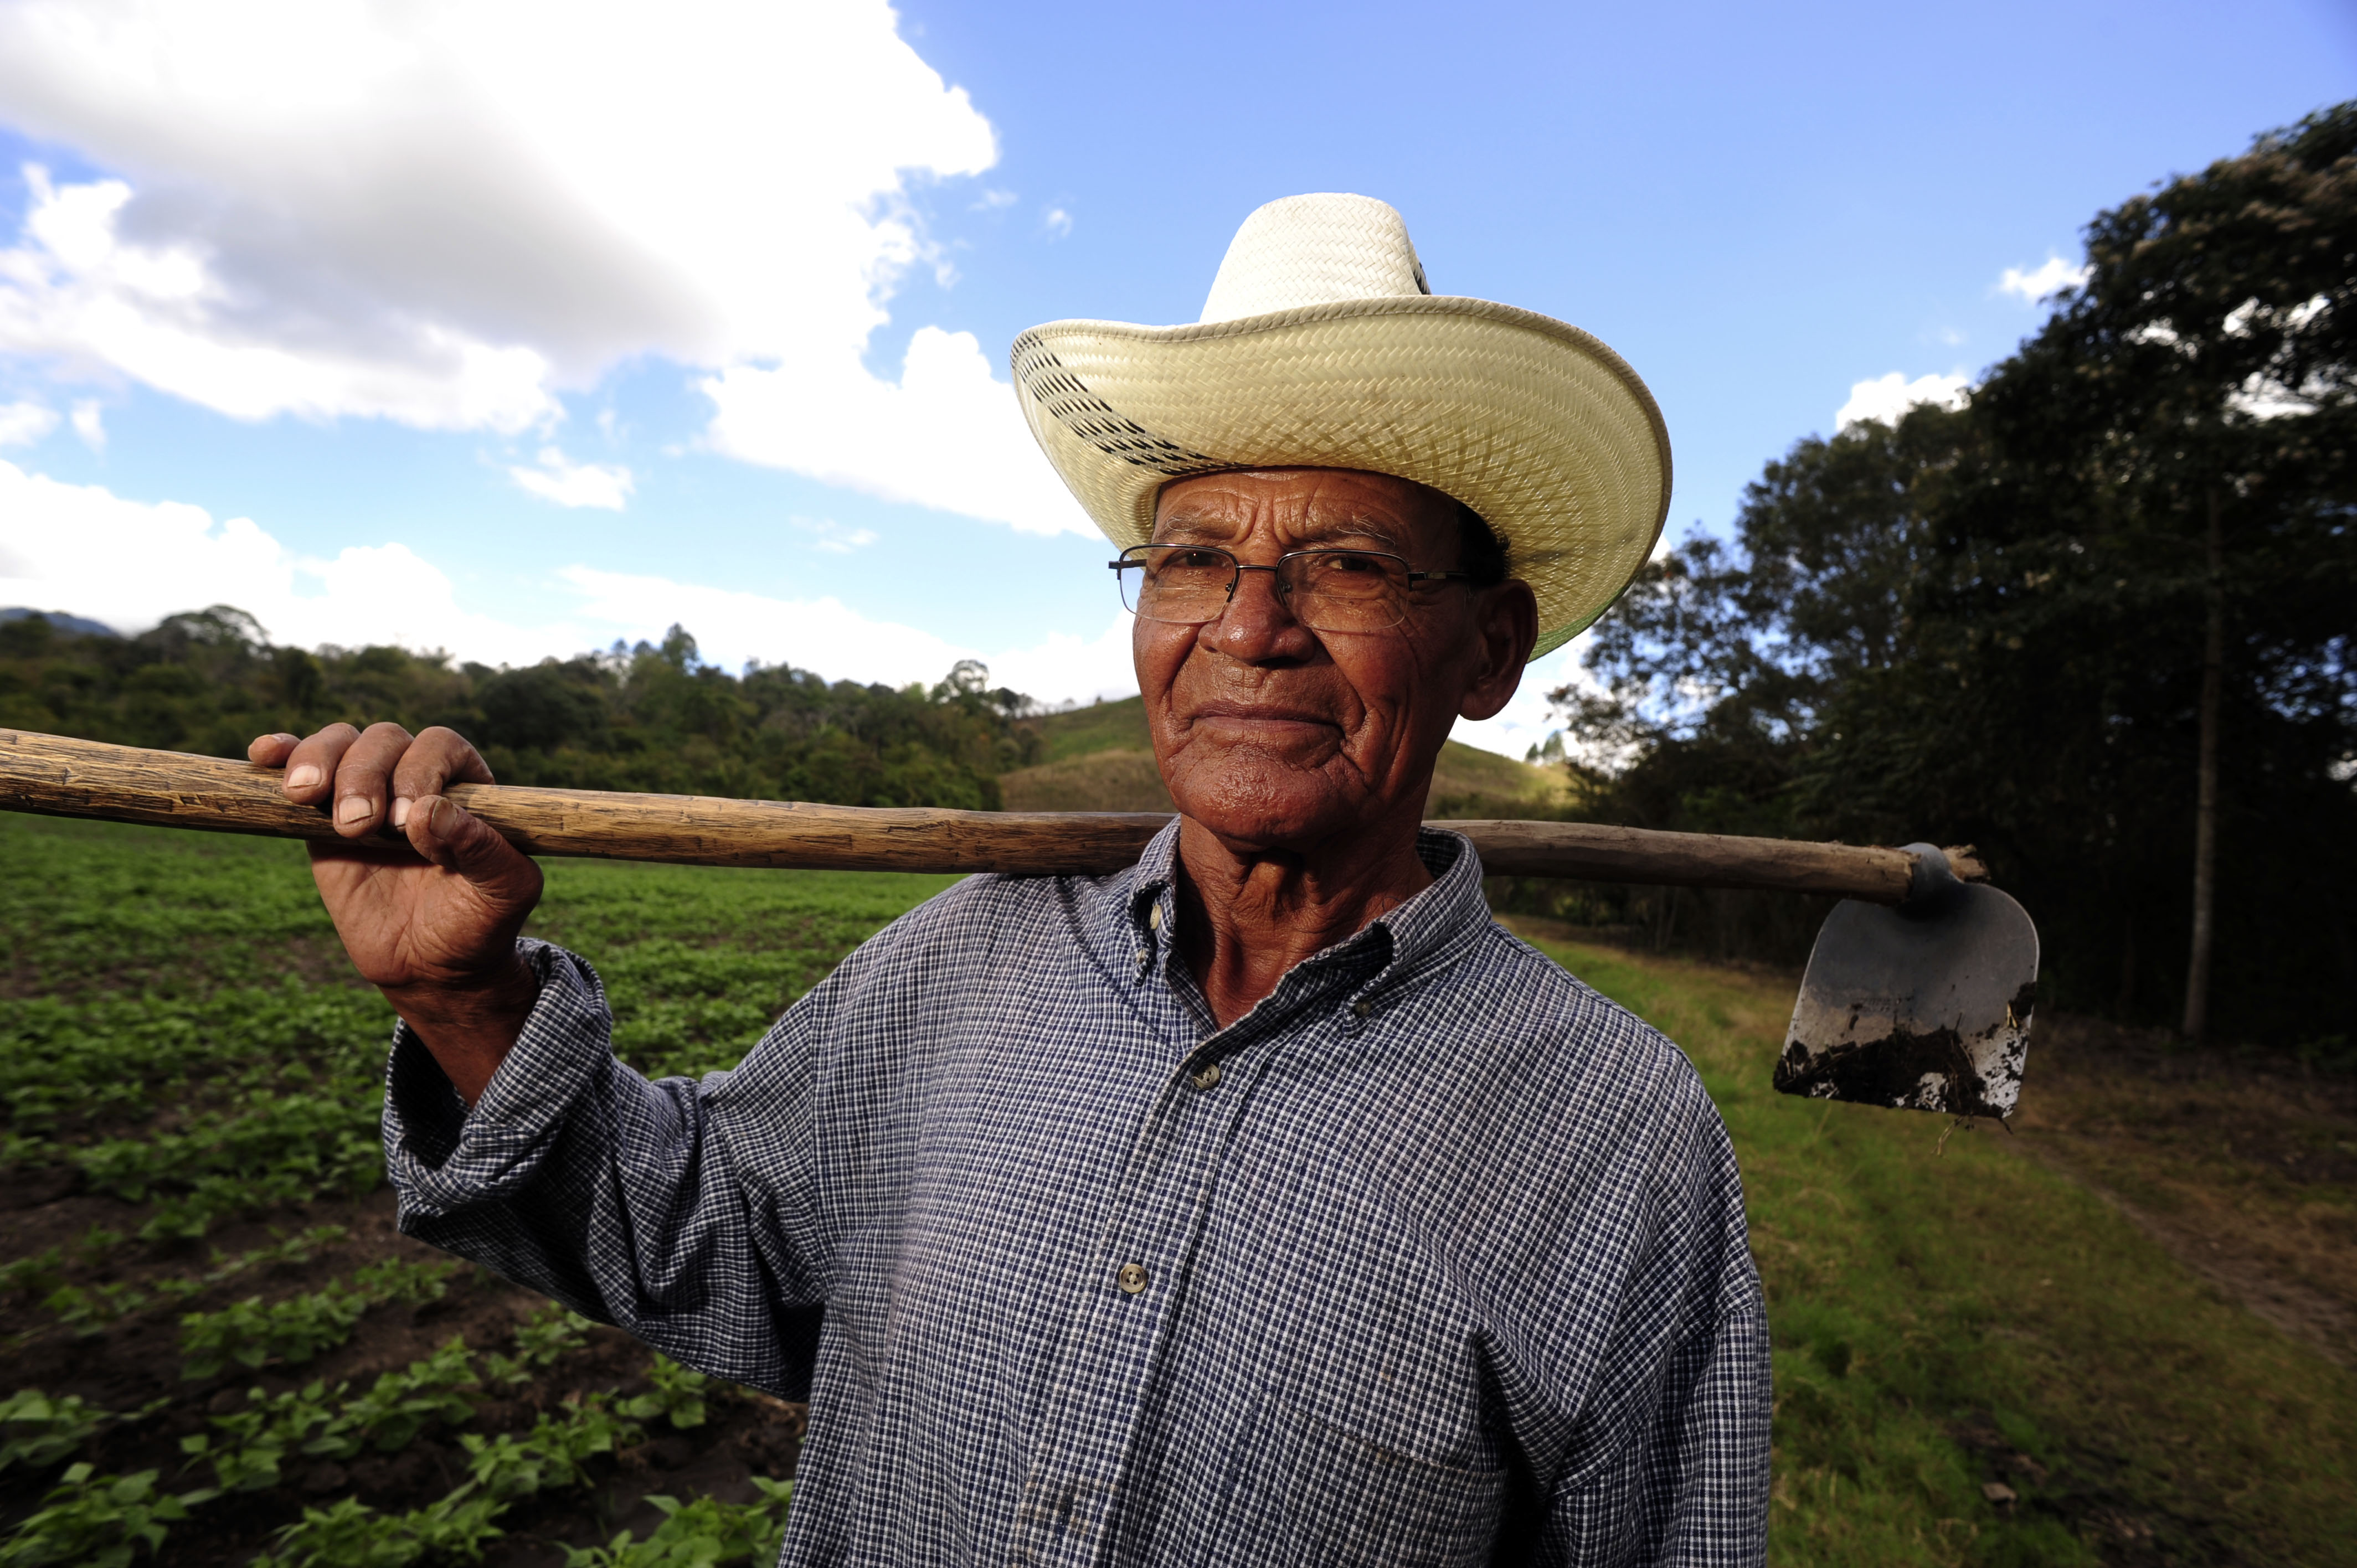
[1197,193,1430,325]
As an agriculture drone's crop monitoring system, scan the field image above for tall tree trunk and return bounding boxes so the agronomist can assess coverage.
[2182,490,2224,1041]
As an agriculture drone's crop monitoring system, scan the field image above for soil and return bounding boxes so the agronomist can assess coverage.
[2003,1012,2357,1368]
[0,1180,806,1564]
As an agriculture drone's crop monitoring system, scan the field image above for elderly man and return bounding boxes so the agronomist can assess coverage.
[254,194,1768,1565]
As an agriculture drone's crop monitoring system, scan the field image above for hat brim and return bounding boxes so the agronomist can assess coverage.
[1012,295,1671,658]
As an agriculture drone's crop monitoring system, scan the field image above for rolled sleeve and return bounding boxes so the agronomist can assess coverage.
[382,938,615,1215]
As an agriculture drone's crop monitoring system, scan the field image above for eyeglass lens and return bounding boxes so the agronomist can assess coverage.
[1116,546,1413,632]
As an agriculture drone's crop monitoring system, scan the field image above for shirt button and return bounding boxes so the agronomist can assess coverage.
[1134,947,1151,972]
[1189,1062,1221,1091]
[1351,1000,1373,1019]
[1117,1262,1150,1294]
[1147,903,1164,930]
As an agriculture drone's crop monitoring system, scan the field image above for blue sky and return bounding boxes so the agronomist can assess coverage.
[0,0,2349,756]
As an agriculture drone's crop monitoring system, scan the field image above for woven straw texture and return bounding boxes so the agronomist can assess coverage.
[1011,195,1670,659]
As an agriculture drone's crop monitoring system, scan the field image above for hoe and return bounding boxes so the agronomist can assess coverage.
[0,728,2037,1121]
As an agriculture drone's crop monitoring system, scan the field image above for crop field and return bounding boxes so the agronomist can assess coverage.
[0,813,2351,1565]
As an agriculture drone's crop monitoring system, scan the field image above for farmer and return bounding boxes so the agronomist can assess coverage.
[254,194,1768,1564]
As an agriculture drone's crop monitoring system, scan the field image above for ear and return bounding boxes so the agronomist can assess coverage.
[1457,580,1538,721]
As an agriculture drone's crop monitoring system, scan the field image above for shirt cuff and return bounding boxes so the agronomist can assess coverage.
[381,937,616,1219]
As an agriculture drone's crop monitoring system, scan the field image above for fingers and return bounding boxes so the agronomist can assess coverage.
[326,722,420,838]
[279,724,361,807]
[404,795,541,905]
[248,732,301,767]
[388,728,496,831]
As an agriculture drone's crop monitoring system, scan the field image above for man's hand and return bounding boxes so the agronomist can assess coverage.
[250,723,545,1102]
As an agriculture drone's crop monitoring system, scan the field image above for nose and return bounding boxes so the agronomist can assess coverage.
[1206,563,1318,663]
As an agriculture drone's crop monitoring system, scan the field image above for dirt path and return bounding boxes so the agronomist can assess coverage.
[1999,1013,2357,1369]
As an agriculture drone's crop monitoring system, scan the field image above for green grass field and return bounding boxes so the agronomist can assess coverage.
[0,812,2349,1564]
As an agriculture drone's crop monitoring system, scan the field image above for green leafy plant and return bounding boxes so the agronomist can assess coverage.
[620,1354,712,1430]
[178,1258,453,1378]
[321,1335,479,1454]
[563,1479,795,1567]
[0,1463,215,1567]
[43,1282,147,1337]
[0,1250,61,1302]
[179,1383,336,1493]
[460,1392,641,1502]
[0,1392,163,1474]
[484,1299,593,1385]
[257,1492,506,1568]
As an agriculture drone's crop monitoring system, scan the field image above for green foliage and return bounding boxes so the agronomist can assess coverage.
[183,1336,481,1493]
[260,1491,506,1568]
[42,1281,149,1337]
[0,1392,161,1474]
[0,606,1040,810]
[0,1463,214,1567]
[460,1392,641,1500]
[1556,105,2357,1039]
[0,1251,61,1302]
[178,1258,455,1378]
[564,1478,796,1567]
[484,1299,594,1385]
[620,1355,712,1430]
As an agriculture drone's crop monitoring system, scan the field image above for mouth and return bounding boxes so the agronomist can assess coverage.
[1186,703,1342,744]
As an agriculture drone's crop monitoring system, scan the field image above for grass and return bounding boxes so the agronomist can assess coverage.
[1515,929,2357,1566]
[2,812,2351,1562]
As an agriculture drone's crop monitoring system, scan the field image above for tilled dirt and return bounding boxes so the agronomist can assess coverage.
[0,1179,805,1564]
[2003,1013,2357,1369]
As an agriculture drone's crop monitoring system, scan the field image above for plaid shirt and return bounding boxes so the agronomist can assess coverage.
[384,823,1769,1567]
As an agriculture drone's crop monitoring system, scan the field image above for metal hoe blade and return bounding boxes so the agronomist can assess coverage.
[1773,843,2040,1118]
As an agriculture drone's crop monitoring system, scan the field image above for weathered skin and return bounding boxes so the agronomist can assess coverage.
[1139,468,1535,1025]
[250,465,1537,1089]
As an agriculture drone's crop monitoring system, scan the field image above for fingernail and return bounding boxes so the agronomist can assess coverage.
[335,796,372,825]
[287,766,322,790]
[390,798,413,828]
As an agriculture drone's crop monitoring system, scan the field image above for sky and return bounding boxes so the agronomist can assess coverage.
[0,1,2349,759]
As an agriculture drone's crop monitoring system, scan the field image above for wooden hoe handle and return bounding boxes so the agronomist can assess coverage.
[0,729,1984,904]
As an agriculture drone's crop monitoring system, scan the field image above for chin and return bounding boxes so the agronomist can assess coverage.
[1167,759,1366,849]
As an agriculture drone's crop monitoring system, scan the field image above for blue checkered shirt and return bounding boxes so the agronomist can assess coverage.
[384,823,1769,1566]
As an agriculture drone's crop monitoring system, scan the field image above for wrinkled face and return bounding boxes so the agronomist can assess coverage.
[1135,467,1533,852]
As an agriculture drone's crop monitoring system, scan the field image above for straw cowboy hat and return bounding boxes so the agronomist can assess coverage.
[1011,192,1671,658]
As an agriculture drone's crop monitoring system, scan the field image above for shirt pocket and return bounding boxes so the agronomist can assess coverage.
[1223,1396,1508,1568]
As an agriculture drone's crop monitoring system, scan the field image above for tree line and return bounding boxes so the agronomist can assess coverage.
[1524,103,2355,1050]
[0,608,1042,812]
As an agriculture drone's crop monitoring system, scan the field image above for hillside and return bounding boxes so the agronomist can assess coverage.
[1001,695,1573,817]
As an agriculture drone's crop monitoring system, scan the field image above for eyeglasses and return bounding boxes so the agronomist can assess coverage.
[1110,544,1470,633]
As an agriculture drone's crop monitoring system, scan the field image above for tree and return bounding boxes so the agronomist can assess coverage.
[1546,105,2357,1045]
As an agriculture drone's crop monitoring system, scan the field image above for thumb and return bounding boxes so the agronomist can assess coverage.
[405,795,535,893]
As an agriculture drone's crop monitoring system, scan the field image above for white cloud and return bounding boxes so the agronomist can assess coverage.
[1998,255,2091,303]
[68,398,103,451]
[0,400,56,446]
[509,446,632,510]
[704,324,1091,535]
[0,460,1136,703]
[0,459,577,661]
[791,518,881,554]
[1835,371,1970,431]
[1043,207,1073,240]
[561,565,1136,699]
[0,1,1076,530]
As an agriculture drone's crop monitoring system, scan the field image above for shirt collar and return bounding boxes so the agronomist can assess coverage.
[1116,817,1492,1010]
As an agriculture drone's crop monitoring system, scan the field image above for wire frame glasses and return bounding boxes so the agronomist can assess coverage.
[1109,544,1469,633]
